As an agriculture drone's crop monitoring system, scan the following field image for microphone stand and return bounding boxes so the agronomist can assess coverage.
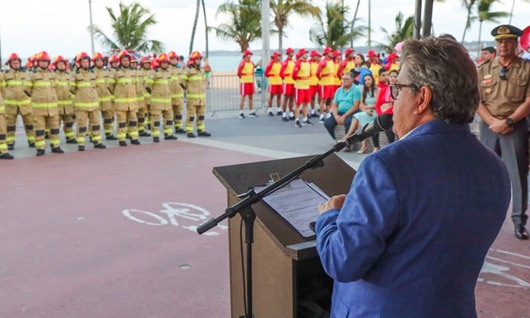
[197,139,350,318]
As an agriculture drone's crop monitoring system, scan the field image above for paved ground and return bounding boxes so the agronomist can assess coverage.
[1,109,529,317]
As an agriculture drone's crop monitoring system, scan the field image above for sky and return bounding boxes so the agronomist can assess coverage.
[0,0,529,59]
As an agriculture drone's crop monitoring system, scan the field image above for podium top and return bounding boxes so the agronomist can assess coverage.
[213,154,356,260]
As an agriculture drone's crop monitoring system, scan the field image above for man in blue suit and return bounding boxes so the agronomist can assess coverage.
[315,37,511,317]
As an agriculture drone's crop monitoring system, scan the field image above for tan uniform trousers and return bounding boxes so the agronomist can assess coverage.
[58,104,75,142]
[5,105,35,146]
[76,110,102,146]
[150,104,173,138]
[101,100,114,137]
[34,110,60,150]
[136,99,148,134]
[116,110,138,141]
[185,101,207,133]
[0,113,8,154]
[172,98,184,130]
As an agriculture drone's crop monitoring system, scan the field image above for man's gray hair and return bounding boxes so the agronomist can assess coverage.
[400,37,479,124]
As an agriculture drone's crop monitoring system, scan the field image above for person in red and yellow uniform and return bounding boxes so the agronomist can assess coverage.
[24,51,64,156]
[316,47,335,123]
[367,50,382,84]
[309,50,321,118]
[71,52,106,151]
[264,51,283,116]
[336,48,355,83]
[385,52,400,72]
[280,47,296,121]
[292,48,313,128]
[53,55,75,144]
[333,50,342,95]
[3,53,35,150]
[0,73,14,159]
[237,49,256,118]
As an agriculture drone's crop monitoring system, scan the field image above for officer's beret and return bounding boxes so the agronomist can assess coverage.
[491,24,522,40]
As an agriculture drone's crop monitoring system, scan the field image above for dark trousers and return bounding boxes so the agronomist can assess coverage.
[324,112,353,140]
[372,130,396,148]
[480,120,528,226]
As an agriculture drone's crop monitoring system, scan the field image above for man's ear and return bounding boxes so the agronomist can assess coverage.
[415,86,432,115]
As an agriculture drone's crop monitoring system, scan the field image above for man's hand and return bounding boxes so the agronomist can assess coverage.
[337,115,345,125]
[489,118,513,135]
[318,195,346,214]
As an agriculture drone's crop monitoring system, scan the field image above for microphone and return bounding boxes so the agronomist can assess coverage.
[343,114,394,146]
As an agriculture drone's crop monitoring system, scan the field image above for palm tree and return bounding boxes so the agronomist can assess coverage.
[508,0,530,24]
[190,0,201,55]
[94,1,164,53]
[461,0,477,42]
[270,0,321,53]
[476,0,508,56]
[378,12,414,52]
[209,0,262,52]
[309,1,366,50]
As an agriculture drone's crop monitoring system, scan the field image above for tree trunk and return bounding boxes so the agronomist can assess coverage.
[189,0,201,55]
[201,0,208,58]
[278,27,283,54]
[477,20,483,61]
[462,11,470,42]
[350,0,361,47]
[509,0,515,24]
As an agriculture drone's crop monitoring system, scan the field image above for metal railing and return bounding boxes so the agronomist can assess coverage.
[206,73,267,116]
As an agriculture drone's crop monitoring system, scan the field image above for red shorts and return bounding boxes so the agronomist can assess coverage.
[268,84,283,95]
[240,83,254,96]
[283,83,295,96]
[320,85,334,99]
[295,88,311,105]
[310,85,319,97]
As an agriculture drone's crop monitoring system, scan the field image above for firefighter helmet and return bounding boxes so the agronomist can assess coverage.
[168,51,178,60]
[109,55,119,64]
[36,51,51,62]
[92,52,105,62]
[190,51,203,60]
[8,53,21,63]
[52,55,67,66]
[157,53,170,63]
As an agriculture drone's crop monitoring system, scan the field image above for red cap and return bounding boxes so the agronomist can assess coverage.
[286,47,294,54]
[367,50,377,57]
[298,48,308,55]
[310,50,321,57]
[323,47,333,54]
[332,50,341,58]
[295,52,302,59]
[387,52,398,61]
[345,48,355,56]
[272,52,281,58]
[243,49,253,56]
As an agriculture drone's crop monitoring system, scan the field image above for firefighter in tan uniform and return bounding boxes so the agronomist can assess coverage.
[182,51,211,138]
[140,57,152,132]
[0,73,14,159]
[145,53,177,142]
[53,55,76,144]
[24,51,64,156]
[71,52,106,151]
[168,51,185,133]
[3,53,35,150]
[132,56,150,137]
[109,51,140,146]
[92,52,116,140]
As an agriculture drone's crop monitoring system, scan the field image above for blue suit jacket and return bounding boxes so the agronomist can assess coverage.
[316,120,510,318]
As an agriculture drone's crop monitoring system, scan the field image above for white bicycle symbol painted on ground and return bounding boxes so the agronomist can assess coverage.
[122,202,228,236]
[479,248,530,288]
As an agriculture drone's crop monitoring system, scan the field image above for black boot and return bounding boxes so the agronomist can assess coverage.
[131,139,141,145]
[0,153,14,160]
[187,133,196,138]
[94,143,106,149]
[165,134,178,140]
[106,134,117,140]
[175,128,185,134]
[153,137,160,143]
[28,142,35,148]
[8,144,14,151]
[66,139,77,144]
[51,147,64,154]
[198,130,211,137]
[119,141,127,147]
[78,145,85,151]
[139,131,151,137]
[36,149,45,156]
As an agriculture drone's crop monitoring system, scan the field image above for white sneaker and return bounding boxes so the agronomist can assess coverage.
[248,112,257,118]
[295,120,302,128]
[238,113,245,119]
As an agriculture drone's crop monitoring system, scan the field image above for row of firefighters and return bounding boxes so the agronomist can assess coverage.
[0,50,211,159]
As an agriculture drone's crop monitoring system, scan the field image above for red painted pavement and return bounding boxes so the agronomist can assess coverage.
[1,142,529,317]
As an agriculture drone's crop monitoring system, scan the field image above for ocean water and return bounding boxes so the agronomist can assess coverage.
[206,53,262,72]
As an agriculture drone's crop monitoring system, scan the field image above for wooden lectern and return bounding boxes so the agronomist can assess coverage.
[213,154,356,318]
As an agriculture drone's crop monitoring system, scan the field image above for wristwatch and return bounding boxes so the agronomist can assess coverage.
[505,118,515,128]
